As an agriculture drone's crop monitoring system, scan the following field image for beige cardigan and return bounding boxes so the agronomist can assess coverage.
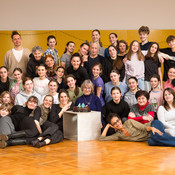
[4,48,30,78]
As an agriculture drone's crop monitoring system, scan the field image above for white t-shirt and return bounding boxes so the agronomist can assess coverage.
[33,77,49,96]
[42,93,60,104]
[12,48,23,62]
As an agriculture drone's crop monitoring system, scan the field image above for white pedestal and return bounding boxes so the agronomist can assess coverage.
[63,111,101,141]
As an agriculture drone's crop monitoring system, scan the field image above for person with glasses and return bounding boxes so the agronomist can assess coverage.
[99,113,175,147]
[75,80,102,117]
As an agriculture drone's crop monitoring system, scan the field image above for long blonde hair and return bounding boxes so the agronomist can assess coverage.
[127,40,144,61]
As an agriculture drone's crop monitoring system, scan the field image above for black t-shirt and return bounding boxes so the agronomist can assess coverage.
[159,48,175,81]
[67,66,89,87]
[102,99,129,122]
[0,80,9,95]
[140,42,152,51]
[84,55,105,78]
[117,54,126,61]
[144,57,161,81]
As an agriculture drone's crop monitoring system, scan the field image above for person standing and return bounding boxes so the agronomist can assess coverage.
[4,31,30,79]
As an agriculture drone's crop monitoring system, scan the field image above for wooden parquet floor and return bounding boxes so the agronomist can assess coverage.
[0,140,175,175]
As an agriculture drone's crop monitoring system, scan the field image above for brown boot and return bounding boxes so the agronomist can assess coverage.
[0,140,7,148]
[0,134,8,141]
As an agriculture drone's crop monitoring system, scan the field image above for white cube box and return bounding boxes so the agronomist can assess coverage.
[63,111,101,141]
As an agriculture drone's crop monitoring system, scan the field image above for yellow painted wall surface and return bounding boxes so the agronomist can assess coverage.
[0,30,175,67]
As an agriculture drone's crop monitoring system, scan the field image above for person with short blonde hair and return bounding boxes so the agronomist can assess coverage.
[75,79,102,118]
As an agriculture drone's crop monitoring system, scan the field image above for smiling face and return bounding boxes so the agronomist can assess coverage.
[0,67,8,80]
[92,65,101,78]
[83,85,92,96]
[66,77,76,89]
[79,44,89,56]
[48,38,56,49]
[67,43,75,54]
[137,95,148,106]
[150,44,158,55]
[128,78,138,91]
[0,108,9,117]
[45,57,54,68]
[108,46,117,58]
[164,90,174,104]
[111,89,121,103]
[168,68,175,81]
[90,43,98,57]
[48,81,58,93]
[33,50,42,61]
[139,32,148,43]
[110,72,120,83]
[24,80,33,92]
[110,116,123,130]
[2,94,11,104]
[12,34,21,47]
[119,43,127,53]
[109,34,118,45]
[59,92,69,105]
[131,41,139,53]
[150,77,159,89]
[56,67,64,78]
[37,66,47,78]
[92,31,100,42]
[43,96,53,109]
[13,70,23,82]
[71,56,81,70]
[27,99,38,110]
[168,39,175,49]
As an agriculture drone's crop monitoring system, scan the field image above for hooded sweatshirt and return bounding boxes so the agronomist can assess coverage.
[26,53,45,79]
[14,90,42,106]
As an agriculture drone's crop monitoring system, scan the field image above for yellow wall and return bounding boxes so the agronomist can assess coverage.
[1,30,175,67]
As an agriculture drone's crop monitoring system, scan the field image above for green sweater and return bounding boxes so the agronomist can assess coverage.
[67,87,83,104]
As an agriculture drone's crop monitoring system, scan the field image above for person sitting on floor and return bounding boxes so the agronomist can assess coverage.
[99,113,175,147]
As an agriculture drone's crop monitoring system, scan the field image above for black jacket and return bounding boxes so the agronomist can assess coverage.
[26,53,45,79]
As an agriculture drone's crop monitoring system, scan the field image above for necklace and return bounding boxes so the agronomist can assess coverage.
[83,94,92,106]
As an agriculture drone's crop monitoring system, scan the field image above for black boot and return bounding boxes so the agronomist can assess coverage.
[0,138,27,148]
[7,138,27,146]
[31,139,40,147]
[0,131,26,141]
[35,141,46,148]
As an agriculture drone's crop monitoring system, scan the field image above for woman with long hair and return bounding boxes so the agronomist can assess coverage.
[103,45,125,83]
[158,88,175,136]
[67,53,89,87]
[144,42,162,91]
[49,89,73,132]
[60,41,75,69]
[164,66,175,92]
[65,74,83,103]
[125,40,145,90]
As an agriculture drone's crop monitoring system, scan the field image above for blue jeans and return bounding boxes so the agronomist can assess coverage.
[138,78,145,90]
[148,120,175,146]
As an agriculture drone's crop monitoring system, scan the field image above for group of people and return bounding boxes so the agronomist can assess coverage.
[0,26,175,148]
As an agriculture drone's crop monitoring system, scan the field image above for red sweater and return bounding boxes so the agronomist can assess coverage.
[128,102,154,124]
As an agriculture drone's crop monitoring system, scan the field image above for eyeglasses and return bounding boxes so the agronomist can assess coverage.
[84,87,91,90]
[112,119,120,127]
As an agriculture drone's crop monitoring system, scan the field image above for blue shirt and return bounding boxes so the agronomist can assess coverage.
[104,81,128,103]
